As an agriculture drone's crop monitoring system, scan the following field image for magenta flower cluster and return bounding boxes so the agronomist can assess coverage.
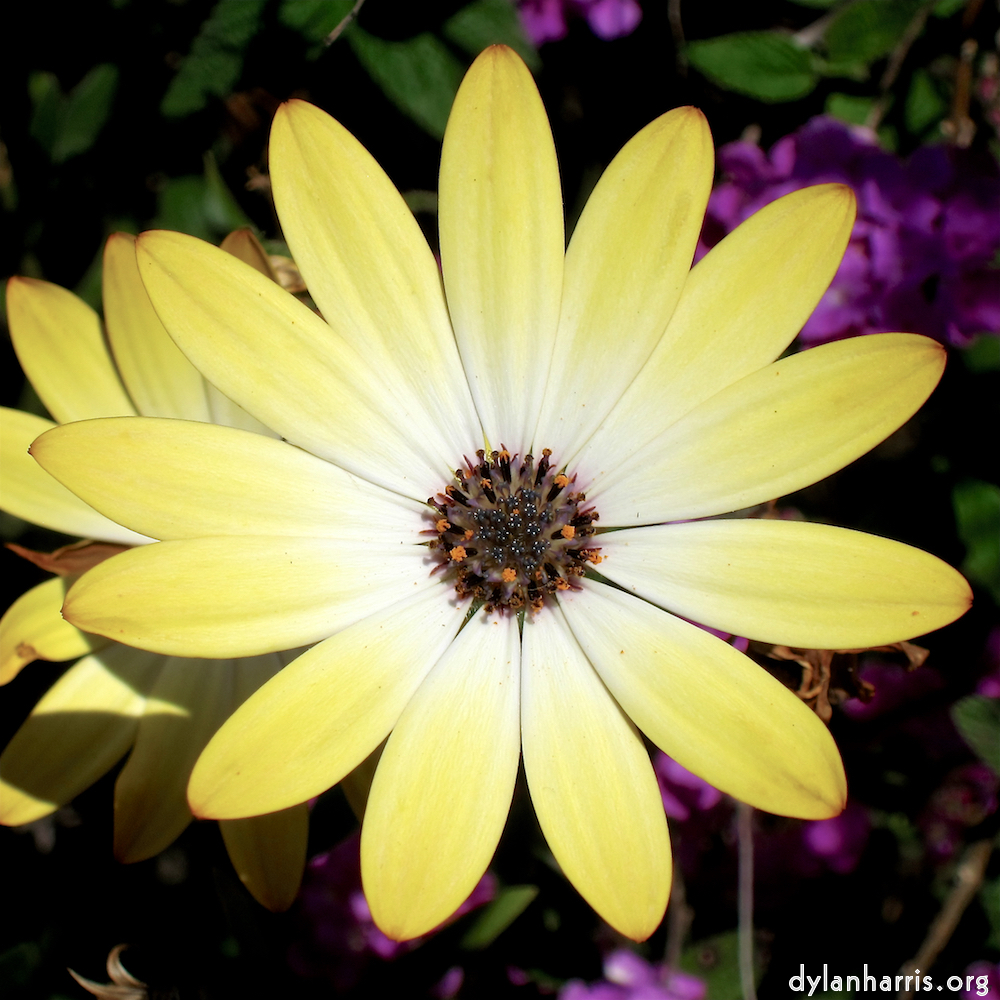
[559,949,706,1000]
[288,831,495,990]
[516,0,642,46]
[701,117,1000,348]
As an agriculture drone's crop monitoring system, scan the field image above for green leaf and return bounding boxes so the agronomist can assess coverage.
[876,123,899,151]
[932,0,967,16]
[202,151,254,232]
[951,695,1000,775]
[680,930,761,1000]
[461,884,538,949]
[153,177,215,241]
[962,336,1000,373]
[981,876,1000,950]
[347,27,465,139]
[443,0,541,70]
[277,0,356,42]
[29,65,119,163]
[825,92,877,125]
[875,810,924,862]
[161,0,267,118]
[686,33,818,102]
[278,0,356,57]
[905,68,948,135]
[824,0,923,66]
[151,156,252,242]
[53,63,119,162]
[952,479,1000,602]
[74,245,106,313]
[28,72,63,155]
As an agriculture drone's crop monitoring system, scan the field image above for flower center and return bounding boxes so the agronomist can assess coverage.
[427,448,602,613]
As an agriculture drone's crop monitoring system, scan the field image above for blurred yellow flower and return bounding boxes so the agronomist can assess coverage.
[0,232,306,911]
[32,47,971,940]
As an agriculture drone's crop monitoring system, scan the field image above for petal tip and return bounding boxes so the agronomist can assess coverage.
[104,231,136,253]
[469,41,531,80]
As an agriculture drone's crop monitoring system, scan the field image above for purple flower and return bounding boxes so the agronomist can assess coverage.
[920,762,999,859]
[432,966,466,999]
[654,753,723,821]
[962,962,1000,1000]
[801,800,870,874]
[516,0,642,46]
[580,0,643,40]
[289,831,495,989]
[702,117,1000,348]
[559,950,706,1000]
[517,0,569,44]
[840,657,945,721]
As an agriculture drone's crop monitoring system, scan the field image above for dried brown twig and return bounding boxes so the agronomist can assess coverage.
[896,839,995,1000]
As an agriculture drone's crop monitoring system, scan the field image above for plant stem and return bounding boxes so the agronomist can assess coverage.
[737,801,757,1000]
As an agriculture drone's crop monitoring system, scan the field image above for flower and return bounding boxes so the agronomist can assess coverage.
[31,47,971,941]
[560,949,706,1000]
[289,830,495,990]
[517,0,643,47]
[655,753,722,821]
[801,800,870,874]
[0,232,307,911]
[962,962,999,1000]
[920,762,998,859]
[702,116,1000,348]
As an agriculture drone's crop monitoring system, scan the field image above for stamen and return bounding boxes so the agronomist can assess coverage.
[427,448,601,613]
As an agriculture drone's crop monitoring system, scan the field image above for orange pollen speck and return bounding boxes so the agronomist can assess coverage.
[501,567,517,583]
[449,546,467,562]
[435,518,449,533]
[561,525,576,540]
[463,529,474,541]
[554,474,570,488]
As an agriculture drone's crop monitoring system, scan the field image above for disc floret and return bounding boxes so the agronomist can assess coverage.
[428,448,602,613]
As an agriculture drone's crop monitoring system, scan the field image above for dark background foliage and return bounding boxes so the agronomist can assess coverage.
[1,1,998,997]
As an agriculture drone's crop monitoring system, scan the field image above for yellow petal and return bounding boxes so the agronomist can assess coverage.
[595,333,946,524]
[32,416,424,541]
[362,611,521,940]
[580,184,856,476]
[188,587,465,819]
[599,519,972,648]
[270,101,480,461]
[6,276,135,423]
[104,231,277,435]
[136,229,458,498]
[63,536,431,657]
[439,45,563,450]
[209,230,286,434]
[219,803,309,912]
[114,652,287,862]
[0,645,161,826]
[534,107,714,455]
[521,607,670,940]
[0,577,107,684]
[0,408,150,544]
[103,232,214,421]
[561,584,847,819]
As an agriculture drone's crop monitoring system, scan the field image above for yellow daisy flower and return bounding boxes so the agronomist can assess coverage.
[0,232,307,911]
[31,47,971,941]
